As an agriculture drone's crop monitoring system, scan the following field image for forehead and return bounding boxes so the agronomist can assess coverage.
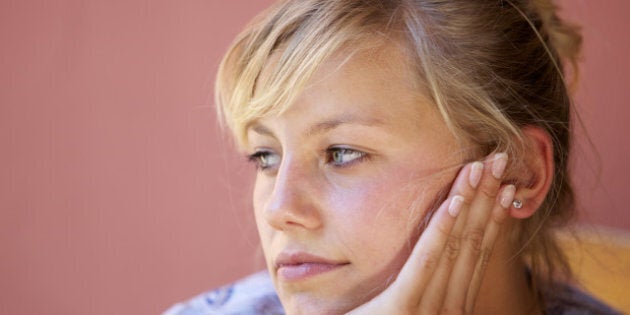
[273,42,420,101]
[248,45,441,140]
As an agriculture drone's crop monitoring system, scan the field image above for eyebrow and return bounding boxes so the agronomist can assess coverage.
[249,114,385,138]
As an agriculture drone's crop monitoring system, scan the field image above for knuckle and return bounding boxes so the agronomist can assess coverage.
[444,236,461,262]
[417,251,439,271]
[464,228,485,254]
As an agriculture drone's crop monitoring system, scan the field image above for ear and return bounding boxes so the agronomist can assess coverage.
[508,126,554,219]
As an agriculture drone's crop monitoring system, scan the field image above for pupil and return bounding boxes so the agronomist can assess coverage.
[334,150,346,163]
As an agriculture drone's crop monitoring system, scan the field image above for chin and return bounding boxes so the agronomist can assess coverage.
[278,288,379,315]
[282,303,352,315]
[279,292,360,315]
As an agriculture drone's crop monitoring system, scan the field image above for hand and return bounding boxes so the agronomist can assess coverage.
[347,153,515,315]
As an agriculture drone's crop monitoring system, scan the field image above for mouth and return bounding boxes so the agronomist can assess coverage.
[275,252,350,282]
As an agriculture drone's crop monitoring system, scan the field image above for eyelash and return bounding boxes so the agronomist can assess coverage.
[325,147,369,168]
[247,150,278,171]
[246,147,369,172]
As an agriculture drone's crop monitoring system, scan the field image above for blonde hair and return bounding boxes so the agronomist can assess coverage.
[216,0,582,304]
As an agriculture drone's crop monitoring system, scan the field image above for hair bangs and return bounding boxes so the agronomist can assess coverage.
[216,0,402,149]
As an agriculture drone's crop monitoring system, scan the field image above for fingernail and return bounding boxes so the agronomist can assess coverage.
[469,162,483,188]
[492,153,508,179]
[500,185,516,209]
[448,195,464,217]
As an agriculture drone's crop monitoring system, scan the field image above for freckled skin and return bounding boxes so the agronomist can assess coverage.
[248,47,464,315]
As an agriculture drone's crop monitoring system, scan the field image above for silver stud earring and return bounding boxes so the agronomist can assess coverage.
[512,199,523,209]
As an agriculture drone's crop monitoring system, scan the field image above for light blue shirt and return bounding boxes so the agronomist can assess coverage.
[164,271,620,315]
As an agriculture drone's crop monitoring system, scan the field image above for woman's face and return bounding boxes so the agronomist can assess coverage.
[246,47,464,314]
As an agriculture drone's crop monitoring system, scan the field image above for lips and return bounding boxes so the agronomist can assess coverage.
[274,252,349,281]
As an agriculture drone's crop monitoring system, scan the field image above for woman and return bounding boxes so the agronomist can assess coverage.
[166,0,620,314]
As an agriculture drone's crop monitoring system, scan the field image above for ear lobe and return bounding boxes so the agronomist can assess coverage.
[508,126,555,219]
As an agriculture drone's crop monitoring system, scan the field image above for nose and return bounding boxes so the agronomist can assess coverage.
[263,158,322,231]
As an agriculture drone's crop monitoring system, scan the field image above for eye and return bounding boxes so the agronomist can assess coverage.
[326,147,368,167]
[248,150,281,171]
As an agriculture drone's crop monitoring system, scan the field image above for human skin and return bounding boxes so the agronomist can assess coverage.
[245,46,542,314]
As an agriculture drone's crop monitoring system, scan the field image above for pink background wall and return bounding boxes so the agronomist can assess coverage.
[1,1,628,314]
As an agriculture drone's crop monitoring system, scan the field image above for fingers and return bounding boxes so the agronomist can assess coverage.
[442,153,509,310]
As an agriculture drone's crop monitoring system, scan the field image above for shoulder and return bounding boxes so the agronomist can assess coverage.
[163,271,284,315]
[544,283,621,315]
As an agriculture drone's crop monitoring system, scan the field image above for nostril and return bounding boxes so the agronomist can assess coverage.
[262,181,322,231]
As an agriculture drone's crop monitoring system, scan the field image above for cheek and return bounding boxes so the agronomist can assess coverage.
[327,173,438,261]
[252,179,275,254]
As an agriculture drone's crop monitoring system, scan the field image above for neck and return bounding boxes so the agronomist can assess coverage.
[472,233,543,315]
